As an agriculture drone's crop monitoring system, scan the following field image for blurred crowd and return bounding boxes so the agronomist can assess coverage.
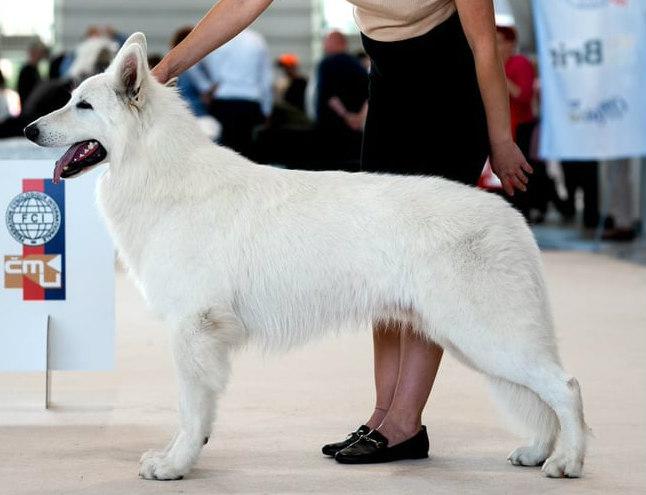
[0,21,639,241]
[0,26,120,139]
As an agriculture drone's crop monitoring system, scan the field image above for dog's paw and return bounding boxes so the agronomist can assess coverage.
[508,445,550,467]
[541,452,583,478]
[139,450,185,481]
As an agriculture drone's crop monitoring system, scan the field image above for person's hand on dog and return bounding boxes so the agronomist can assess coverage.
[490,139,533,196]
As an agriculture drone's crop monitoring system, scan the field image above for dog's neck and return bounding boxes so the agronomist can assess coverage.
[104,84,245,201]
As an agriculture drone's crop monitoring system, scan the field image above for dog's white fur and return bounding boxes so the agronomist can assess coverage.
[29,34,587,480]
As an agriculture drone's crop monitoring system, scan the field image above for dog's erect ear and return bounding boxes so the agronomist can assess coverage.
[121,32,148,55]
[113,43,148,107]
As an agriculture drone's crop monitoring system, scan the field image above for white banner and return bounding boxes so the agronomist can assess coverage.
[533,0,646,160]
[0,160,114,371]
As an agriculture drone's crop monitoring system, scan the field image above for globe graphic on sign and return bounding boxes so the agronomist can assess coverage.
[6,192,61,246]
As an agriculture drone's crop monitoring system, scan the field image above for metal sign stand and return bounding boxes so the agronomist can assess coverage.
[45,315,51,409]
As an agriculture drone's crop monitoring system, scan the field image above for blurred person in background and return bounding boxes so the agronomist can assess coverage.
[560,160,600,230]
[65,36,118,81]
[187,29,272,158]
[0,69,10,123]
[1,35,117,138]
[169,27,221,140]
[253,54,311,167]
[495,19,565,223]
[152,0,532,464]
[275,53,308,113]
[495,24,533,141]
[56,25,126,79]
[17,40,48,107]
[602,159,636,241]
[48,52,66,80]
[314,30,368,168]
[147,53,164,71]
[171,27,209,117]
[0,70,22,137]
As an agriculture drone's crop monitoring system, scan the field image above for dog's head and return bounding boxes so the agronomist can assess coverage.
[24,32,157,183]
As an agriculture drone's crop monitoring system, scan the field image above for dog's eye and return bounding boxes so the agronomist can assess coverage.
[76,100,93,110]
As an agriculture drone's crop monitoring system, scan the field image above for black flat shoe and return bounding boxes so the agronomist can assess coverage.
[334,426,429,464]
[322,425,370,457]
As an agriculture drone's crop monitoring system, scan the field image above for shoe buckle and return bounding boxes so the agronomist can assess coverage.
[350,428,365,439]
[363,436,385,449]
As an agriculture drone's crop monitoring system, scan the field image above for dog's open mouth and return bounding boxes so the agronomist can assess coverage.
[53,140,107,184]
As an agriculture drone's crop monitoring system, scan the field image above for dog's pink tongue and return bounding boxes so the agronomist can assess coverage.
[53,143,81,184]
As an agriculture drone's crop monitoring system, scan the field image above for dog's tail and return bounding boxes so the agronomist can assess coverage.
[489,377,559,448]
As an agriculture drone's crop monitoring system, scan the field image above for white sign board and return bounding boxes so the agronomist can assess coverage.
[0,160,114,371]
[533,0,646,160]
[0,313,48,372]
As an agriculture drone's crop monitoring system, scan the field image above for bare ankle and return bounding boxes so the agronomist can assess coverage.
[365,406,389,429]
[376,412,422,444]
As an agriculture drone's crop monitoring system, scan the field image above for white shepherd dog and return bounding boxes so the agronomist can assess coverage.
[25,33,587,481]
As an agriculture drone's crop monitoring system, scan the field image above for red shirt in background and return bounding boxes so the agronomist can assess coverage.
[505,54,535,139]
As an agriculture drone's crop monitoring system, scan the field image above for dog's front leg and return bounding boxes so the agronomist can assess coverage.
[139,312,242,480]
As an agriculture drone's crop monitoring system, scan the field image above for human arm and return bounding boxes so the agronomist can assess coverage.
[506,78,521,99]
[455,0,533,195]
[152,0,274,83]
[328,97,368,131]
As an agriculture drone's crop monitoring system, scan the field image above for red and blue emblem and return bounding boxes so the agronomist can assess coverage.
[4,179,66,301]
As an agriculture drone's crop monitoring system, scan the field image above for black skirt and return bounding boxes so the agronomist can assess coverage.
[360,12,490,186]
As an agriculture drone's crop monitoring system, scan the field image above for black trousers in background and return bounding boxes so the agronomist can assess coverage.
[561,160,600,228]
[360,12,489,185]
[209,99,265,158]
[512,120,567,219]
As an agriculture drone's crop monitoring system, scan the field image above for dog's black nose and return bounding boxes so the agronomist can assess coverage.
[24,123,39,142]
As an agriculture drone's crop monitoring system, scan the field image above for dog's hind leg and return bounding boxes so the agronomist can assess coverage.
[139,310,244,480]
[532,372,587,478]
[453,335,587,478]
[489,378,558,467]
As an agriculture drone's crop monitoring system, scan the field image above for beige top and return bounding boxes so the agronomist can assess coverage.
[349,0,456,42]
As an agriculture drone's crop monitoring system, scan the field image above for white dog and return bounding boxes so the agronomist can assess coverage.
[25,33,587,481]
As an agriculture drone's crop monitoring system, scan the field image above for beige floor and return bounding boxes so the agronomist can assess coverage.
[1,251,645,495]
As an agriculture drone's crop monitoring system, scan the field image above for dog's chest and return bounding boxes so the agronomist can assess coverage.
[96,174,157,272]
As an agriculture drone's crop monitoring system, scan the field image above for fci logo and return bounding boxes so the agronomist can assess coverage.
[4,254,63,289]
[5,191,61,246]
